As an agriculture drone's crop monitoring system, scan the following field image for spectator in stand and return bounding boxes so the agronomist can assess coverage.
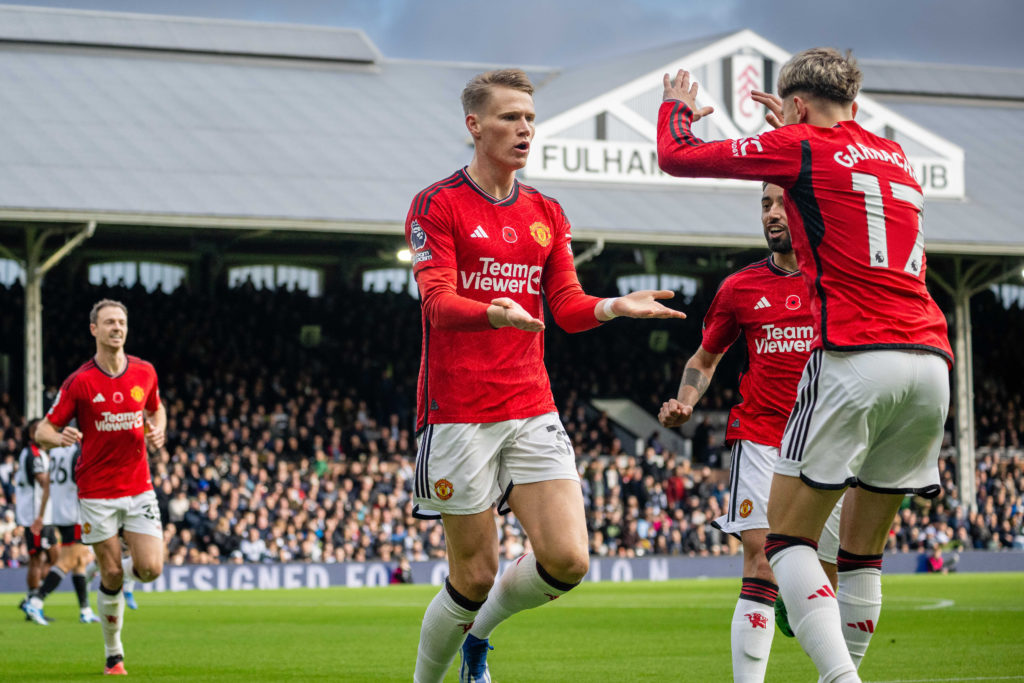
[0,277,1022,584]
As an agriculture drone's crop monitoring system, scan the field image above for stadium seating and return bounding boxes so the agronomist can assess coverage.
[1,280,1022,567]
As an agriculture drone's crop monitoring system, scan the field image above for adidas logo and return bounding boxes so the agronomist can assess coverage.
[92,393,106,403]
[807,584,836,600]
[846,620,875,633]
[754,296,771,310]
[470,226,489,239]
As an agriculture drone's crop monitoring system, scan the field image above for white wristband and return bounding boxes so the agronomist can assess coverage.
[600,297,619,320]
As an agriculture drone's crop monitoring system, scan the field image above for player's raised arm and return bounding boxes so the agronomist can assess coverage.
[656,71,801,187]
[750,90,784,129]
[662,70,715,120]
[659,346,723,428]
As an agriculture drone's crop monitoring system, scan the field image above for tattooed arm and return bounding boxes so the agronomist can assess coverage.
[658,346,723,428]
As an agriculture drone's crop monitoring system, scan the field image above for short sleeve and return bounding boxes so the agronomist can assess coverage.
[30,449,47,476]
[701,278,741,354]
[45,375,79,428]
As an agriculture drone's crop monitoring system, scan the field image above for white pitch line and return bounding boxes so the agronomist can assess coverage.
[868,677,1024,682]
[917,598,955,610]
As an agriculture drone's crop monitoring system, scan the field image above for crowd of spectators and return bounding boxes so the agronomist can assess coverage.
[1,278,1023,570]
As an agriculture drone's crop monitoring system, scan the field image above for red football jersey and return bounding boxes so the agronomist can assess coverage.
[406,168,594,430]
[659,103,953,366]
[46,356,160,499]
[702,257,814,448]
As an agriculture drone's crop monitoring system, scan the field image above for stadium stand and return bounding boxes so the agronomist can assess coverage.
[1,280,1022,569]
[0,5,1022,578]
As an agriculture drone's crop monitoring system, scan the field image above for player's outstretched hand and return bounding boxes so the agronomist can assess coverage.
[662,70,715,122]
[489,297,545,332]
[658,398,694,428]
[60,425,83,446]
[611,290,687,320]
[145,419,166,450]
[751,90,784,129]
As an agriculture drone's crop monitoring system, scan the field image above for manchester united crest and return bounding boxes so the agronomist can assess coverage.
[739,499,753,518]
[745,611,768,629]
[434,478,454,501]
[130,385,145,402]
[83,522,92,534]
[529,222,552,247]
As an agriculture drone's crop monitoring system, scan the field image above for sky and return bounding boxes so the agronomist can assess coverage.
[9,0,1024,69]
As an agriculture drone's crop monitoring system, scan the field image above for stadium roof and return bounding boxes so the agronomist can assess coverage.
[0,4,381,62]
[0,5,1021,256]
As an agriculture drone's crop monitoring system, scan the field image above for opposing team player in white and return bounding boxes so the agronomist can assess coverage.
[15,419,57,625]
[27,437,102,623]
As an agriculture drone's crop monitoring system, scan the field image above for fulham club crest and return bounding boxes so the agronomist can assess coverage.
[729,54,766,135]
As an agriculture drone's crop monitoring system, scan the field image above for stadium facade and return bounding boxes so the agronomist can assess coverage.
[1,5,1022,510]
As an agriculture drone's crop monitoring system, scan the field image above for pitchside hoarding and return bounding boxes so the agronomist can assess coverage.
[1,553,1021,594]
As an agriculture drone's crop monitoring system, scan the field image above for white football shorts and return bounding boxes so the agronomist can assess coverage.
[80,490,162,544]
[713,439,842,563]
[777,349,949,496]
[413,412,579,517]
[714,439,777,535]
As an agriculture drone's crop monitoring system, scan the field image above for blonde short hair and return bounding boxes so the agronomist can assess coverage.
[461,69,534,115]
[777,47,862,104]
[89,298,127,325]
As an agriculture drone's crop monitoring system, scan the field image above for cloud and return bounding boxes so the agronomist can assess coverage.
[10,0,1023,67]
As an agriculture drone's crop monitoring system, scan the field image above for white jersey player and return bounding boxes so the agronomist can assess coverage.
[30,443,101,623]
[16,431,57,624]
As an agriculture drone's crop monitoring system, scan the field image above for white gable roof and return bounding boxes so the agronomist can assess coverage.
[526,30,964,199]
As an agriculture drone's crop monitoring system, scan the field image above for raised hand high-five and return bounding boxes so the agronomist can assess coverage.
[662,70,715,122]
[750,90,785,129]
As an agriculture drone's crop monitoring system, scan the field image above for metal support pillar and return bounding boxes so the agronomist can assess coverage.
[22,221,96,418]
[930,256,1024,514]
[951,280,976,513]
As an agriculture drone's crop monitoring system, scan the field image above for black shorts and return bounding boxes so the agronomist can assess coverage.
[25,526,58,555]
[57,524,83,546]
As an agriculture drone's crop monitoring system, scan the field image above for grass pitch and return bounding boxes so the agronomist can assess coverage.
[2,573,1022,681]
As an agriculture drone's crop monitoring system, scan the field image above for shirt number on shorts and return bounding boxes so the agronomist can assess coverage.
[548,425,572,456]
[140,503,159,522]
